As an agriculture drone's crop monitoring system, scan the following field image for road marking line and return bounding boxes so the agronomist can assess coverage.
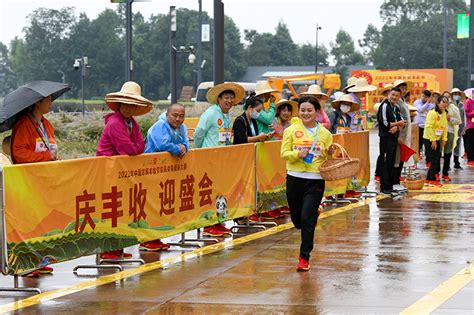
[400,263,474,315]
[0,196,383,313]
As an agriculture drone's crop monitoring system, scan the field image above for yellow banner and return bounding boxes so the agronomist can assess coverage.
[256,141,287,212]
[256,131,371,208]
[3,144,255,274]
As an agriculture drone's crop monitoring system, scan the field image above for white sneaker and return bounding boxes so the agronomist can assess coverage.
[393,184,408,192]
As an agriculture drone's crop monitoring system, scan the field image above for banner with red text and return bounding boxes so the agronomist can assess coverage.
[3,144,255,275]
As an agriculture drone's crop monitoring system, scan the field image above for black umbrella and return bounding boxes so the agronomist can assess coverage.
[0,80,70,132]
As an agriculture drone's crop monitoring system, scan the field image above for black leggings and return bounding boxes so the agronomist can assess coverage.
[424,139,441,180]
[286,175,325,261]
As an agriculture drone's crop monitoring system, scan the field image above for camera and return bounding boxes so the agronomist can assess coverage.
[73,59,81,70]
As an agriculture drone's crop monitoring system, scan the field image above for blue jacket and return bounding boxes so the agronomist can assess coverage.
[144,113,190,155]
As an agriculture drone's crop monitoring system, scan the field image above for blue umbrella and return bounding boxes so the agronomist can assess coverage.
[0,80,70,132]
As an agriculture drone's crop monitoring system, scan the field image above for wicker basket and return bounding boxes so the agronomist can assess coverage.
[319,143,360,181]
[402,179,425,190]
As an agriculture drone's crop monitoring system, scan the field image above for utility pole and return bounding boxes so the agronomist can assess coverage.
[213,0,224,85]
[315,24,322,84]
[125,0,134,81]
[443,0,448,68]
[197,0,203,86]
[170,6,178,104]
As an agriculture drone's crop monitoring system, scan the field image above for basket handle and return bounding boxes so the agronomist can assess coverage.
[331,143,352,159]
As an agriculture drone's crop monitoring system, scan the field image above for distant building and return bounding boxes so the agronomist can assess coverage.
[239,65,375,83]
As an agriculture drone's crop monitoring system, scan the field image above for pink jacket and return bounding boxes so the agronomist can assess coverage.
[465,98,474,130]
[316,110,331,129]
[96,111,145,157]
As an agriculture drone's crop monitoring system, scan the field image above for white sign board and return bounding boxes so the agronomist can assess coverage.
[202,24,210,42]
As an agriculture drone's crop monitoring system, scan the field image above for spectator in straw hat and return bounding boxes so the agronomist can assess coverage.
[299,84,331,129]
[97,81,153,260]
[348,78,377,132]
[194,82,244,237]
[328,94,359,134]
[342,76,357,94]
[451,88,466,169]
[272,99,297,140]
[254,81,279,134]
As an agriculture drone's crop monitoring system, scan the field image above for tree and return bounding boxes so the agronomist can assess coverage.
[371,0,468,88]
[330,30,365,82]
[11,8,76,85]
[359,24,381,64]
[297,43,329,67]
[0,42,17,95]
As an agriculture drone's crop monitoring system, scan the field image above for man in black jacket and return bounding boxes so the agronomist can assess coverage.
[377,87,406,195]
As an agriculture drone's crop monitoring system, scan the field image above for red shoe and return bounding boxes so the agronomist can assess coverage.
[426,180,443,187]
[248,214,259,222]
[100,250,132,259]
[38,266,53,274]
[25,270,40,278]
[260,211,277,219]
[296,257,310,272]
[344,190,361,198]
[279,206,290,214]
[203,226,225,237]
[435,174,440,182]
[442,175,451,182]
[270,209,284,218]
[100,250,122,260]
[216,223,232,235]
[374,175,380,182]
[139,240,170,251]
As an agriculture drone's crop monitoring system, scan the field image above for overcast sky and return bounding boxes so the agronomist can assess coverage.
[0,0,387,50]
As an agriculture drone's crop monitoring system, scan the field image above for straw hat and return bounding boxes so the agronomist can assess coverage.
[207,82,245,105]
[432,90,441,96]
[347,78,377,93]
[299,84,329,101]
[254,81,278,97]
[451,88,464,95]
[378,83,393,95]
[342,76,357,93]
[276,99,298,117]
[105,81,153,116]
[2,136,11,157]
[331,94,360,112]
[392,79,414,90]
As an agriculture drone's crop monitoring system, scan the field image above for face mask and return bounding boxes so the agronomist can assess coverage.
[250,110,260,119]
[453,95,461,102]
[340,104,351,113]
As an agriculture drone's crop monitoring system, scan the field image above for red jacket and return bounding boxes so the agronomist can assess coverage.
[11,113,55,164]
[96,111,145,157]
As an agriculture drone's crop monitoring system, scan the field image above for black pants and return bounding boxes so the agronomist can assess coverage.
[375,155,382,176]
[379,137,398,190]
[286,175,325,261]
[424,139,441,180]
[393,161,404,185]
[466,128,474,162]
[442,152,452,176]
[419,126,424,155]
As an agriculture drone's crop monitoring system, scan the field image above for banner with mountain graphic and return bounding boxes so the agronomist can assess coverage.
[3,144,255,275]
